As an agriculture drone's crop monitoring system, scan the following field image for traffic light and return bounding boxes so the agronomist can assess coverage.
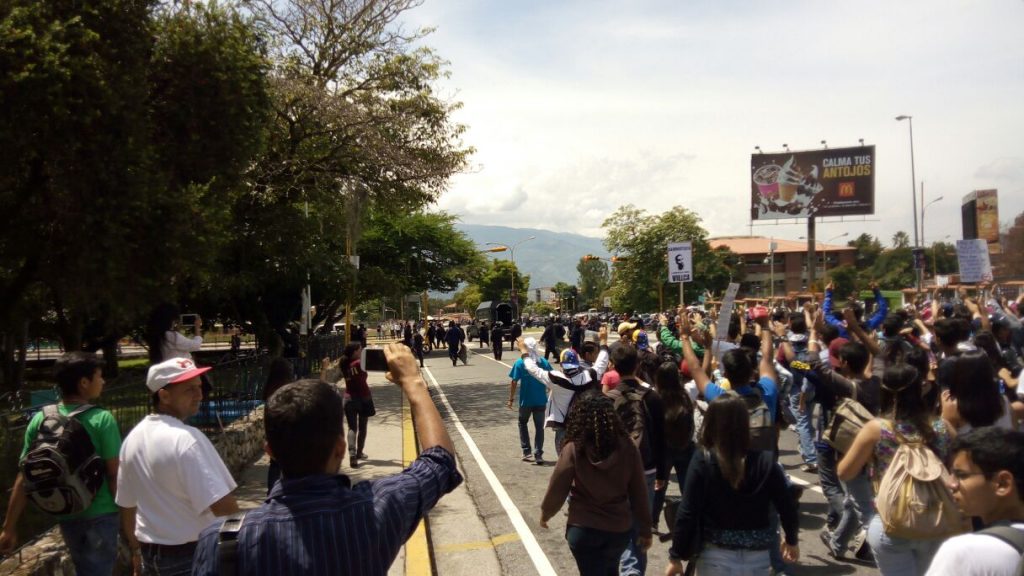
[582,255,600,261]
[610,256,627,263]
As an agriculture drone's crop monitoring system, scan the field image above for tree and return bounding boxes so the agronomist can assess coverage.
[0,1,272,384]
[576,259,610,308]
[827,264,860,299]
[602,205,734,312]
[452,285,482,313]
[476,260,530,305]
[848,234,883,270]
[891,231,911,249]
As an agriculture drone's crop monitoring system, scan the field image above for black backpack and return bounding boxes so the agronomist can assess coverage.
[608,382,653,465]
[20,404,105,515]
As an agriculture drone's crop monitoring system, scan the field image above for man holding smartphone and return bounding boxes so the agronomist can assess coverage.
[192,344,463,575]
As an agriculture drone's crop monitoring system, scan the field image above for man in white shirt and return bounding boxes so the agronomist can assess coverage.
[926,427,1024,576]
[116,358,238,576]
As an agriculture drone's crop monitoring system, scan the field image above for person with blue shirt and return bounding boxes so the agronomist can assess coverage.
[822,281,888,339]
[509,337,552,465]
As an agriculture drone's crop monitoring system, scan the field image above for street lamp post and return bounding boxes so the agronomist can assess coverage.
[896,115,922,292]
[485,236,535,317]
[762,239,777,299]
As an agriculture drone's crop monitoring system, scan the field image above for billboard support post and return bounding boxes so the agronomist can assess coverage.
[679,280,685,307]
[807,216,817,290]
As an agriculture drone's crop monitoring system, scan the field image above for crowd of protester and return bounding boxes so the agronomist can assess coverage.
[521,283,1024,576]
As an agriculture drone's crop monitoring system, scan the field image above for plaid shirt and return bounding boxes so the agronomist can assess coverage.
[192,447,462,576]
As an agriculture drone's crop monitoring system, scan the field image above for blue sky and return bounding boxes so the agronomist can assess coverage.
[404,0,1024,245]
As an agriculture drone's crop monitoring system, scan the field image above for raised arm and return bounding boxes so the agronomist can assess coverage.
[755,316,778,382]
[843,308,881,356]
[677,312,710,395]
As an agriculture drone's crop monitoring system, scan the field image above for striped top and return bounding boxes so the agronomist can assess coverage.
[192,446,462,575]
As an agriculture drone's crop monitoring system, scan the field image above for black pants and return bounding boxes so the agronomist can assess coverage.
[345,402,368,454]
[492,344,503,360]
[566,525,632,576]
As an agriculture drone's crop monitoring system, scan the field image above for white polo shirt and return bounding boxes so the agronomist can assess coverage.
[116,414,236,544]
[925,523,1024,576]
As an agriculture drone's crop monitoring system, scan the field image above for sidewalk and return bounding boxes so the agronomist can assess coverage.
[232,366,500,575]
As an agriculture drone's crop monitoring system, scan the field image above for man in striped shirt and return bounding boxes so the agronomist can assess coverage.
[192,343,462,575]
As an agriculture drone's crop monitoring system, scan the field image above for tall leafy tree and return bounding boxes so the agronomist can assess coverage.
[602,205,738,311]
[576,259,610,308]
[476,260,530,305]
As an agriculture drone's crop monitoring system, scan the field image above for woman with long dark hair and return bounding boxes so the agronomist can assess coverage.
[540,392,652,576]
[145,303,204,364]
[337,342,374,469]
[839,363,955,575]
[666,392,799,575]
[651,361,696,536]
[941,351,1012,433]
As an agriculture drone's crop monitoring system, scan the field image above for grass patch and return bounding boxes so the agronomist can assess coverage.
[118,358,150,370]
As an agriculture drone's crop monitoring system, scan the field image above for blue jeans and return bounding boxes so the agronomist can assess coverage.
[788,387,816,465]
[567,525,632,576]
[619,471,656,575]
[59,512,119,576]
[696,545,770,576]
[141,542,197,576]
[867,515,941,576]
[518,406,545,459]
[554,426,567,456]
[832,470,875,551]
[816,440,846,529]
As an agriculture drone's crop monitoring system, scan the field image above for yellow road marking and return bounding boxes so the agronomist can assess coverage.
[404,395,434,575]
[436,532,521,554]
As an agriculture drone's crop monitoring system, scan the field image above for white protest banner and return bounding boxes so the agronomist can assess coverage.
[667,242,693,283]
[935,275,949,287]
[713,283,741,358]
[956,239,993,283]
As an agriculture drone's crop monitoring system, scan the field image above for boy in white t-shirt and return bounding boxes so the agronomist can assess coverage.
[926,427,1024,576]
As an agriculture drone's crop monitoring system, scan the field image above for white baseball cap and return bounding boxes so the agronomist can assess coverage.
[146,358,211,392]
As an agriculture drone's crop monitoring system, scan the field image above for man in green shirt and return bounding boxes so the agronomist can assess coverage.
[0,352,122,575]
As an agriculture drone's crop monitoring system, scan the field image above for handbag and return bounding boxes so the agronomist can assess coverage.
[825,397,874,454]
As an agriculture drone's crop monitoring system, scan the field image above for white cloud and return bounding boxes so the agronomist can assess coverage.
[413,0,1024,243]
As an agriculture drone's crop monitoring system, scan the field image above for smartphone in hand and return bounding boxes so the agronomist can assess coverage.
[360,347,388,371]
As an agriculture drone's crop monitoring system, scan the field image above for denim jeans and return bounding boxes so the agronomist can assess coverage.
[866,514,941,576]
[567,525,632,576]
[695,544,770,576]
[832,470,875,551]
[59,512,119,576]
[816,440,846,529]
[554,426,566,456]
[788,387,817,465]
[141,542,197,576]
[619,471,656,575]
[518,406,545,459]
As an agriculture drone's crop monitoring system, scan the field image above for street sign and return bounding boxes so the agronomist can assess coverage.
[667,241,693,283]
[603,296,612,308]
[912,247,926,270]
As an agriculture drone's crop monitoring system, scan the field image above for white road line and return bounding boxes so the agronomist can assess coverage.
[787,473,824,495]
[422,367,557,576]
[465,347,514,370]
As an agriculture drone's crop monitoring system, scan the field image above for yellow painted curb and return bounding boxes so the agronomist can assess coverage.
[435,532,521,554]
[404,394,435,575]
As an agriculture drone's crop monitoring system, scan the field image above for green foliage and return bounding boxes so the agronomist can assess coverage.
[357,210,486,298]
[524,301,555,317]
[848,233,884,270]
[452,285,482,313]
[601,205,735,311]
[891,230,911,249]
[827,264,860,299]
[576,259,610,308]
[475,260,530,304]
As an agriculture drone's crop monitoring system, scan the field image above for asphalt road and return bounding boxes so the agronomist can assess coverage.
[419,337,880,576]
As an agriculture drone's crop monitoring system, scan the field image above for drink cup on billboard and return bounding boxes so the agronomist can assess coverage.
[753,164,781,199]
[777,157,803,203]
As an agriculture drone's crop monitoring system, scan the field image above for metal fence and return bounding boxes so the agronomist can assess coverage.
[0,333,344,556]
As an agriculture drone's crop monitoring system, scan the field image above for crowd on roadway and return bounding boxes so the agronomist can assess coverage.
[507,283,1024,576]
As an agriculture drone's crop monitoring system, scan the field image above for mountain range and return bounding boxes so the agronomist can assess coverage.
[455,224,608,289]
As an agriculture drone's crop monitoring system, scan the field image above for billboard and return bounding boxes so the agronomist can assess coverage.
[751,145,875,220]
[962,189,1000,254]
